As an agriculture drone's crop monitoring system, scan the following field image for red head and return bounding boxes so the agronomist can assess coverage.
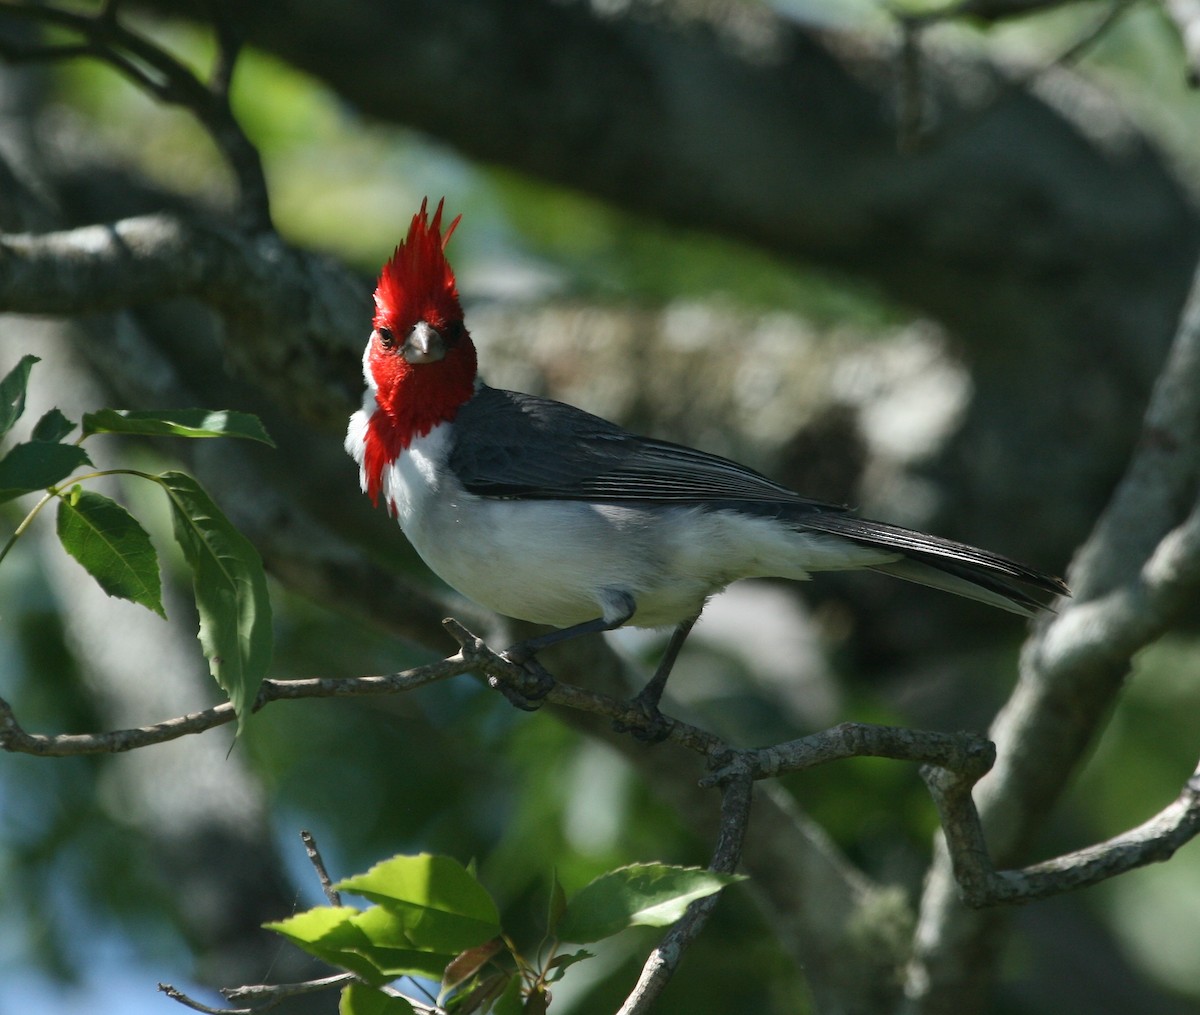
[361,198,478,505]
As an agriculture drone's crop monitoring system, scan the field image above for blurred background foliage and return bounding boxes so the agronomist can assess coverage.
[2,2,1200,1014]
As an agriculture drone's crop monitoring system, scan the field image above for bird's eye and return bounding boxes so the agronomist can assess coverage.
[377,326,395,349]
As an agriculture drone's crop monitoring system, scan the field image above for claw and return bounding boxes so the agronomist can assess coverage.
[613,687,675,744]
[490,651,555,711]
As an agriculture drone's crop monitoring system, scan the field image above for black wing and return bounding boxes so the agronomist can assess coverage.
[449,386,1068,611]
[449,385,844,509]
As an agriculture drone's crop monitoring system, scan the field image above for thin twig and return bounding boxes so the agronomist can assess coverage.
[220,972,355,1005]
[0,655,475,756]
[158,982,252,1015]
[299,830,341,906]
[161,973,364,1014]
[0,0,271,230]
[617,774,754,1014]
[891,0,1133,151]
[0,619,723,758]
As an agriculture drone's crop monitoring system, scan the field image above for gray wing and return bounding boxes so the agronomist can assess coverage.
[449,385,842,508]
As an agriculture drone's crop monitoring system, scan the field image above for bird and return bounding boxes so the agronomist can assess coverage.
[346,198,1067,732]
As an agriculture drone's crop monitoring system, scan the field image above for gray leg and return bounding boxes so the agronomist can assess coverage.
[495,592,637,709]
[617,612,700,743]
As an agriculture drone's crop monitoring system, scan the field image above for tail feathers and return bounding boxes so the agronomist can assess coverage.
[868,557,1043,616]
[796,511,1068,616]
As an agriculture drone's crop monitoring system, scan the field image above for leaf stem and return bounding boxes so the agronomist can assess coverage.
[0,489,55,567]
[0,467,159,569]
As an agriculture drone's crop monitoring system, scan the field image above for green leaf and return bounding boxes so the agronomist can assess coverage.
[0,442,92,503]
[544,948,592,984]
[0,355,38,439]
[448,971,511,1014]
[32,408,76,443]
[83,408,275,446]
[56,490,164,616]
[159,470,272,731]
[490,974,524,1015]
[349,905,461,979]
[266,907,391,986]
[556,864,745,943]
[335,854,501,953]
[339,983,415,1015]
[546,870,567,936]
[265,905,359,947]
[265,904,463,983]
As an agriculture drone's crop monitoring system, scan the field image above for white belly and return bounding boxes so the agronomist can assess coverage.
[391,440,707,626]
[373,427,895,630]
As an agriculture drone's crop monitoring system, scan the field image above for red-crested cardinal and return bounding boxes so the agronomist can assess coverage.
[346,199,1067,727]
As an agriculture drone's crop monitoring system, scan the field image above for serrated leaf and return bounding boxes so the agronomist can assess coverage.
[0,442,92,503]
[544,948,592,983]
[334,854,501,953]
[349,905,463,979]
[57,490,164,616]
[0,355,38,439]
[266,905,360,946]
[159,470,272,732]
[556,864,745,944]
[266,907,392,986]
[339,983,415,1015]
[267,903,467,983]
[32,408,76,443]
[83,408,275,445]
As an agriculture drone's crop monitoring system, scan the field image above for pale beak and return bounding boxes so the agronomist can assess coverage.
[402,321,446,364]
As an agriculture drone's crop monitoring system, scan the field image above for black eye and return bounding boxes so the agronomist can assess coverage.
[377,326,395,349]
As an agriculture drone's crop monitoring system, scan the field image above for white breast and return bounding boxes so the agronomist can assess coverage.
[362,423,895,631]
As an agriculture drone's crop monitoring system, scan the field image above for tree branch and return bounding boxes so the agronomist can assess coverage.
[160,973,444,1015]
[0,653,472,756]
[705,723,996,784]
[0,0,271,230]
[908,258,1200,1011]
[893,0,1134,152]
[618,773,753,1014]
[926,756,1200,907]
[219,973,358,1009]
[299,830,342,907]
[8,600,1195,923]
[0,214,365,428]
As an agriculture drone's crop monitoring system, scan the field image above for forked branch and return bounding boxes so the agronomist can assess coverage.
[0,0,271,230]
[5,613,1199,917]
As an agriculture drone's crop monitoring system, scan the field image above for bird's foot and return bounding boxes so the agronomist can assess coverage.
[492,645,556,711]
[613,687,675,745]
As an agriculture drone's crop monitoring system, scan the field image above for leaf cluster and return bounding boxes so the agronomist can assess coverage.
[0,354,274,730]
[267,852,742,1014]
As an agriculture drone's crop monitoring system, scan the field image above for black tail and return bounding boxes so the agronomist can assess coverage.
[798,512,1069,616]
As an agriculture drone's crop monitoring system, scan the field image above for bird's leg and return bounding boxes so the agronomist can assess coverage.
[615,613,700,744]
[496,592,637,710]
